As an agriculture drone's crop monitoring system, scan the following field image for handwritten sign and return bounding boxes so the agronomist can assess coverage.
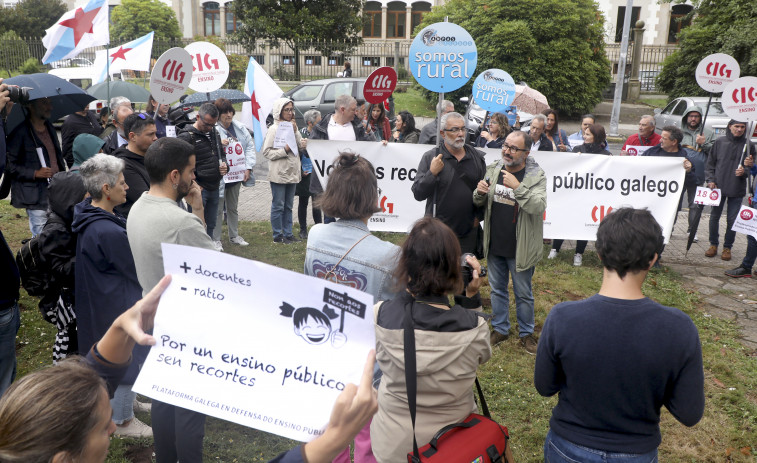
[694,186,722,206]
[150,48,193,105]
[273,121,299,157]
[132,244,375,442]
[223,140,246,183]
[732,205,757,239]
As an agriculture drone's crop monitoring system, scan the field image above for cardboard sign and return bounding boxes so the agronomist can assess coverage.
[625,145,652,156]
[693,186,722,206]
[185,41,230,93]
[223,140,246,183]
[472,69,516,113]
[132,244,375,442]
[695,53,740,94]
[409,22,477,92]
[150,47,193,105]
[732,205,757,239]
[363,67,398,104]
[722,76,757,122]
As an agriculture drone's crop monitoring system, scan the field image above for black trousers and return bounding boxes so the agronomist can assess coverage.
[153,400,206,463]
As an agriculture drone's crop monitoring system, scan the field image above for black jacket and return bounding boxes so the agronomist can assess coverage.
[535,133,554,151]
[102,129,126,155]
[61,111,103,165]
[178,125,223,191]
[572,143,611,155]
[3,118,65,210]
[705,123,757,198]
[643,144,698,186]
[113,147,149,217]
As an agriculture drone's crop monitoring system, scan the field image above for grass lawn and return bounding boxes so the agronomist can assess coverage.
[392,86,436,118]
[2,199,756,462]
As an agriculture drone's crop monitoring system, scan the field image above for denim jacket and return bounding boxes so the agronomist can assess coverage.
[304,219,400,303]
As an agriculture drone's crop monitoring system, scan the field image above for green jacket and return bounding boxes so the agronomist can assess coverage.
[473,156,546,272]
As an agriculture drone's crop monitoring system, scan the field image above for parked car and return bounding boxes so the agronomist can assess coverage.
[49,57,94,69]
[653,96,757,143]
[459,96,533,146]
[283,77,366,126]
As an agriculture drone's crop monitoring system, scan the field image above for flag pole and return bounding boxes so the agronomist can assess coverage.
[105,8,111,111]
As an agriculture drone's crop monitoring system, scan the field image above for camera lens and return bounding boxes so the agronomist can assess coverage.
[7,86,31,104]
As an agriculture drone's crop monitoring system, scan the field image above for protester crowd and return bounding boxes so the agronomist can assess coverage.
[10,69,757,461]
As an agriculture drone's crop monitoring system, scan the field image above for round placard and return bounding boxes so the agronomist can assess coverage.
[150,47,194,105]
[471,69,516,112]
[409,22,477,93]
[363,67,398,104]
[695,53,740,94]
[185,41,230,93]
[721,76,757,122]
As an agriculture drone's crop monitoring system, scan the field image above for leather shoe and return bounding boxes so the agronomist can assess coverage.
[721,248,731,261]
[490,330,509,347]
[704,245,717,257]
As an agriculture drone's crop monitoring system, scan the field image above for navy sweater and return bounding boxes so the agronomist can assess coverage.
[534,294,704,453]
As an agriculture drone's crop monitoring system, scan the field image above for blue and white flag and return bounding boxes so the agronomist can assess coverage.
[240,57,283,151]
[42,0,109,65]
[92,32,155,85]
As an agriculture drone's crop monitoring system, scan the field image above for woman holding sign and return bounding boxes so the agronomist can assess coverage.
[263,98,307,244]
[214,98,256,248]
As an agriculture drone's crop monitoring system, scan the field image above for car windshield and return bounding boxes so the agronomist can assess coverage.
[703,102,727,117]
[291,85,321,101]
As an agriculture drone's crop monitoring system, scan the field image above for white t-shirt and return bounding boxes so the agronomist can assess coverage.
[327,117,356,141]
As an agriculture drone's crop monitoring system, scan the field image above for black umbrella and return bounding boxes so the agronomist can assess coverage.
[4,73,95,133]
[182,89,250,106]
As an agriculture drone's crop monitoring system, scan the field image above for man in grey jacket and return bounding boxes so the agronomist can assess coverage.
[418,99,454,145]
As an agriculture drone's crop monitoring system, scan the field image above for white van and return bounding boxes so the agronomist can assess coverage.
[48,66,95,90]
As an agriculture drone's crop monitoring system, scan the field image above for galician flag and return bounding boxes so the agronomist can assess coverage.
[42,0,109,65]
[92,32,155,85]
[240,57,283,151]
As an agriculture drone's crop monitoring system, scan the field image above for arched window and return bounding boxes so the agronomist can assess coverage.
[203,2,221,36]
[387,2,406,38]
[668,4,693,44]
[362,2,381,38]
[411,2,430,34]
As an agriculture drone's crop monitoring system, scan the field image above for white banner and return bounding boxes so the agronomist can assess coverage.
[732,205,757,239]
[223,141,246,183]
[693,186,722,206]
[307,141,686,241]
[133,244,375,442]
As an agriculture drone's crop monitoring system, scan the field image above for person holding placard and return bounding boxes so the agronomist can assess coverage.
[620,116,661,156]
[214,98,256,248]
[146,94,171,139]
[680,106,714,154]
[114,113,158,218]
[726,165,757,278]
[704,119,756,260]
[263,97,307,244]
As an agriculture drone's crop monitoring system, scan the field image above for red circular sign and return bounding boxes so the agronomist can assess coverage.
[710,191,719,200]
[363,67,398,104]
[741,209,754,221]
[627,147,638,156]
[235,144,243,154]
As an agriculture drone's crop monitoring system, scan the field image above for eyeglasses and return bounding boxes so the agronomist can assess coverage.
[283,108,294,113]
[502,143,528,153]
[443,127,465,134]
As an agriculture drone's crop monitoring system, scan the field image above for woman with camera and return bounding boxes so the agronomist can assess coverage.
[370,217,491,463]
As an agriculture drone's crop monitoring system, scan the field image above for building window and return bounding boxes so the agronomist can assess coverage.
[251,54,264,65]
[362,57,380,67]
[667,4,693,44]
[386,2,406,38]
[204,2,221,36]
[615,6,641,43]
[328,55,345,66]
[225,2,242,34]
[386,57,405,67]
[282,56,295,65]
[411,2,430,33]
[362,2,382,38]
[304,56,322,66]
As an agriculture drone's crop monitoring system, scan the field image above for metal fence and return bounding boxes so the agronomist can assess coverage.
[604,44,678,92]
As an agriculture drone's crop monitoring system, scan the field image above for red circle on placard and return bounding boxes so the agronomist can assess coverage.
[627,147,637,156]
[235,144,243,154]
[710,191,719,200]
[363,67,398,104]
[741,209,754,221]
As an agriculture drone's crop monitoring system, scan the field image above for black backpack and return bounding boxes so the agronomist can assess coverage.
[16,236,50,297]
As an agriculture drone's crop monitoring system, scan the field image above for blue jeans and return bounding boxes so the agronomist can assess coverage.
[201,188,220,238]
[544,430,658,463]
[741,235,757,270]
[111,383,137,424]
[0,302,21,398]
[270,182,296,239]
[487,255,535,337]
[27,209,47,237]
[709,196,743,249]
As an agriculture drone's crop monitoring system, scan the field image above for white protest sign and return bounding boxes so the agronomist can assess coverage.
[273,121,299,157]
[165,125,176,138]
[732,205,757,239]
[625,145,652,156]
[722,76,757,122]
[132,244,375,442]
[693,186,722,206]
[695,53,740,94]
[150,47,193,105]
[306,141,685,241]
[185,41,230,93]
[223,140,246,183]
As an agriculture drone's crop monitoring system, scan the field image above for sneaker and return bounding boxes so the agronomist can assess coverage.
[212,240,224,252]
[722,248,732,261]
[230,236,249,246]
[299,229,308,240]
[693,234,699,243]
[725,266,752,278]
[273,236,285,244]
[573,253,583,267]
[547,249,558,259]
[705,245,717,257]
[520,334,538,355]
[284,235,300,244]
[114,417,153,439]
[133,399,152,414]
[490,330,509,346]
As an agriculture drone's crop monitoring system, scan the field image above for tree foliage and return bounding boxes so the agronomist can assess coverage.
[0,0,66,38]
[415,0,610,116]
[657,0,757,100]
[232,0,363,78]
[110,0,181,42]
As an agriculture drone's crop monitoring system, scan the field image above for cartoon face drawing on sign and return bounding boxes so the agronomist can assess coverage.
[279,302,347,348]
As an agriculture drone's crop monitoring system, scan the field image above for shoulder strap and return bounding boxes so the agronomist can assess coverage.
[403,300,422,462]
[322,232,371,281]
